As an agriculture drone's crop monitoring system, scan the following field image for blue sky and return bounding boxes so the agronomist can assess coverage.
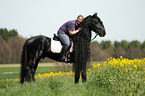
[0,0,145,42]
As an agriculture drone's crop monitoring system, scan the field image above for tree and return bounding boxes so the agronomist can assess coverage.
[129,40,141,48]
[90,41,111,61]
[9,29,18,37]
[8,36,25,63]
[0,37,12,63]
[126,46,144,59]
[100,40,114,49]
[141,41,145,52]
[1,28,9,41]
[114,46,126,58]
[114,41,121,48]
[120,40,130,51]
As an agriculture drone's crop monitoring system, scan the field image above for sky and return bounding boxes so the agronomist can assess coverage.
[0,0,145,43]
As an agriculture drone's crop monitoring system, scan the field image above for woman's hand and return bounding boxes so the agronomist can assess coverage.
[69,28,81,35]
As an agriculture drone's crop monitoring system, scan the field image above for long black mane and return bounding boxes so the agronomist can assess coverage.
[71,16,92,83]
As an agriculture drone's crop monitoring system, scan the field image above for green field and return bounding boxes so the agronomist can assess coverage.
[0,63,114,96]
[0,58,144,96]
[0,63,72,80]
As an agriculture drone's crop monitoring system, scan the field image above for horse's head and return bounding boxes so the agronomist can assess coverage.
[91,13,106,37]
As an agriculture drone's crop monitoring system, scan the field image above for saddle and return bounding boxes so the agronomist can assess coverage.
[51,34,73,62]
[52,34,73,50]
[53,34,61,41]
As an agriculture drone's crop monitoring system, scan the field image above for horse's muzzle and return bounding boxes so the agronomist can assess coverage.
[98,30,106,37]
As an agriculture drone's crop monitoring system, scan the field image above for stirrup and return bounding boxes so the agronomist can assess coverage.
[59,57,67,62]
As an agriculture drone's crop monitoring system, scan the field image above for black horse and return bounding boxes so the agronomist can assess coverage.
[20,13,106,84]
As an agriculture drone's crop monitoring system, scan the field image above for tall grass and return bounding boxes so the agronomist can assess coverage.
[0,72,114,96]
[0,57,144,96]
[90,56,145,95]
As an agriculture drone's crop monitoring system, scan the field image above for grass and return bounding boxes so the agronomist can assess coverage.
[90,57,145,96]
[0,63,72,80]
[0,73,114,96]
[0,57,144,96]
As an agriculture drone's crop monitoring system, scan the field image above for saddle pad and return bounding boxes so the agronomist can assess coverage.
[51,39,73,53]
[51,39,62,53]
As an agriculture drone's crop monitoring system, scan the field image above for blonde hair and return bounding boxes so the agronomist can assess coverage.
[77,15,84,20]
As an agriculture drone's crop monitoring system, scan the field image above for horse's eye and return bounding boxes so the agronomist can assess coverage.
[93,19,98,23]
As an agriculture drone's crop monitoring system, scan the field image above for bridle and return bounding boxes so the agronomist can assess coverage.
[91,17,99,41]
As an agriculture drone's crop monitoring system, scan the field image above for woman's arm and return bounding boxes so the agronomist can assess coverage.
[69,28,81,35]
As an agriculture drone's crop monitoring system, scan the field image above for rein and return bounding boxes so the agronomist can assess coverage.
[91,33,98,41]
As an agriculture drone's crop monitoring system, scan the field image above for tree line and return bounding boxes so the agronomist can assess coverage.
[0,28,145,64]
[90,40,145,61]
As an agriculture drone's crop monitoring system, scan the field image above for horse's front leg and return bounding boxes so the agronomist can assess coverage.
[81,65,87,82]
[74,63,80,83]
[81,71,87,82]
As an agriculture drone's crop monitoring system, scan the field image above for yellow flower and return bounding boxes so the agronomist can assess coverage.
[88,69,91,71]
[120,63,124,67]
[138,71,141,74]
[120,56,123,59]
[96,63,100,67]
[124,68,128,72]
[134,65,137,70]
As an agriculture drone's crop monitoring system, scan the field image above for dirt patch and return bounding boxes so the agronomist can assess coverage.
[0,64,20,67]
[0,62,67,68]
[2,72,19,74]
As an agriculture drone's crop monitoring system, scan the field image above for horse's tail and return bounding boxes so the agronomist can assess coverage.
[20,42,28,84]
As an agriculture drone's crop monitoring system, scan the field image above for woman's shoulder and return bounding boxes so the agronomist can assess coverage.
[62,20,76,27]
[69,20,76,23]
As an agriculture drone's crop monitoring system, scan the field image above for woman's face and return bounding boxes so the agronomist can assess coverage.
[77,16,83,24]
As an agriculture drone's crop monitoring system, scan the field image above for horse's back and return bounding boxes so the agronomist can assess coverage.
[25,35,50,45]
[24,35,51,55]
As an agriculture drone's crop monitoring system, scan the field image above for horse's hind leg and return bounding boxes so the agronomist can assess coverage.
[32,58,41,82]
[25,59,35,82]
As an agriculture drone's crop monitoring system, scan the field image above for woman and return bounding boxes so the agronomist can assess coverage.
[57,15,84,62]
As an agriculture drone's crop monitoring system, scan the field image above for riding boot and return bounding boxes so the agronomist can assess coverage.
[59,44,69,62]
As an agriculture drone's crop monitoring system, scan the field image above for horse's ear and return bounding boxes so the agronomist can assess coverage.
[92,12,98,18]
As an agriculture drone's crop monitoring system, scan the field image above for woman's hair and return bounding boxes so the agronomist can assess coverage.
[77,15,84,20]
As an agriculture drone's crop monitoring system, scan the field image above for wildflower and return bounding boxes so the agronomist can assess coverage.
[120,63,124,67]
[138,71,141,74]
[124,68,128,72]
[120,56,123,59]
[96,63,100,67]
[87,69,91,71]
[134,65,137,70]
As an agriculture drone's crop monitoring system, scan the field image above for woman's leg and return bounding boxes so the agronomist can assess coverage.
[58,33,70,62]
[58,33,70,46]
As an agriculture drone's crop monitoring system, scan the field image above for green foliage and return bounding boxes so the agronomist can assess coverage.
[91,57,145,96]
[129,40,141,48]
[141,41,145,52]
[120,40,130,50]
[91,40,145,61]
[100,40,114,49]
[0,28,18,42]
[0,64,72,80]
[1,57,144,96]
[114,41,121,48]
[0,72,114,96]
